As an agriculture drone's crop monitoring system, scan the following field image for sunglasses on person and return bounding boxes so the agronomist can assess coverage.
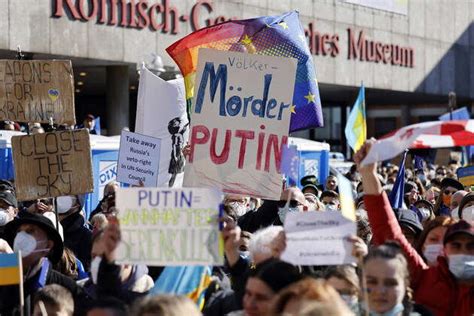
[277,200,302,208]
[443,189,457,195]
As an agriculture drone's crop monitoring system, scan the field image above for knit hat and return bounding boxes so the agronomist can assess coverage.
[392,208,423,236]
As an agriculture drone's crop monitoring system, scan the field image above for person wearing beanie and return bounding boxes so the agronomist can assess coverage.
[392,208,424,246]
[243,259,302,316]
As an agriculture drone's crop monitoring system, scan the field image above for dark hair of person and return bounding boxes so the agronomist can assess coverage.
[324,265,360,297]
[53,247,79,280]
[320,190,339,200]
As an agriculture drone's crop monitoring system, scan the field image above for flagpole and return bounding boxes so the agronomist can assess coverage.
[18,251,24,316]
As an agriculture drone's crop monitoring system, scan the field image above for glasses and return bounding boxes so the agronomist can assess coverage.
[277,200,302,208]
[443,190,457,195]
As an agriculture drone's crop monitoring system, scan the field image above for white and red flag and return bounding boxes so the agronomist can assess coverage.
[362,120,474,165]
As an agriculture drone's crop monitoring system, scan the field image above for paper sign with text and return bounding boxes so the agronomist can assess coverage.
[117,130,161,187]
[281,211,356,266]
[116,187,223,266]
[0,60,75,125]
[12,129,93,201]
[184,49,297,200]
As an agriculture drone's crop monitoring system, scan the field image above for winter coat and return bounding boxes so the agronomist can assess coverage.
[61,212,92,270]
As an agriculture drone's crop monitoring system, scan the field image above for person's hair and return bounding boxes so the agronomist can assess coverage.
[320,190,339,200]
[34,284,74,316]
[248,259,302,293]
[53,247,79,279]
[87,297,128,316]
[415,216,457,261]
[270,277,352,315]
[363,242,413,316]
[323,265,360,297]
[458,191,474,219]
[248,226,284,259]
[131,295,200,316]
[433,191,444,216]
[104,181,119,197]
[91,213,108,231]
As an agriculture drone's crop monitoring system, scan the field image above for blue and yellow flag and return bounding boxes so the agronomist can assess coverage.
[345,85,366,152]
[0,252,21,286]
[150,266,213,310]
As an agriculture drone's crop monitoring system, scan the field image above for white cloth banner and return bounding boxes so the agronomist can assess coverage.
[184,49,297,200]
[135,68,189,188]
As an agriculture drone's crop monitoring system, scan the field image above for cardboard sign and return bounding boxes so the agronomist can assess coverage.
[0,60,75,125]
[116,130,161,187]
[184,49,297,200]
[135,68,189,188]
[12,129,93,201]
[457,165,474,187]
[116,187,223,266]
[281,211,356,266]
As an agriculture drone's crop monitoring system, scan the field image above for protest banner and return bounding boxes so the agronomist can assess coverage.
[116,187,223,266]
[337,173,356,221]
[457,165,474,187]
[135,67,189,188]
[184,49,297,200]
[281,211,356,266]
[12,129,93,201]
[116,130,161,187]
[0,60,75,125]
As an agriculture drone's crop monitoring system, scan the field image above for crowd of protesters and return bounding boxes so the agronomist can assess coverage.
[0,136,473,315]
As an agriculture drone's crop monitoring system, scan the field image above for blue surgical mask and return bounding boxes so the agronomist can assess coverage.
[448,254,474,280]
[423,243,443,265]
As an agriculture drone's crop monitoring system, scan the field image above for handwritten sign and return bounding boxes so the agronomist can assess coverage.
[116,130,161,187]
[281,211,356,266]
[0,60,75,125]
[116,187,223,266]
[184,49,297,200]
[12,129,93,201]
[457,165,474,187]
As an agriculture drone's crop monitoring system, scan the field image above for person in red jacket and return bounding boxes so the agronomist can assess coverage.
[354,140,474,316]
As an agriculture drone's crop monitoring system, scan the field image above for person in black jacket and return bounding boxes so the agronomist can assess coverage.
[57,195,93,270]
[0,212,90,315]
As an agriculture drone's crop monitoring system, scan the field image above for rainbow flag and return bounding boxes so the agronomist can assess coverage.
[166,11,323,132]
[0,253,21,285]
[345,85,366,152]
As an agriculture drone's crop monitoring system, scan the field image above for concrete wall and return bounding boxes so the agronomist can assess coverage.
[1,0,473,97]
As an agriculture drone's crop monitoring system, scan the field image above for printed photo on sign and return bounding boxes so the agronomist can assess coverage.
[11,129,93,201]
[116,130,161,187]
[0,60,75,125]
[116,187,223,266]
[184,49,297,200]
[281,211,356,266]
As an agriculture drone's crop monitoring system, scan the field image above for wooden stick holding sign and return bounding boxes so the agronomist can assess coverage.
[11,129,93,201]
[0,60,75,125]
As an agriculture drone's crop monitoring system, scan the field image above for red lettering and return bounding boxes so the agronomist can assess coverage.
[235,130,255,169]
[321,34,330,56]
[120,0,128,26]
[189,125,210,163]
[210,128,231,164]
[375,42,383,62]
[163,0,179,34]
[190,0,213,31]
[256,125,266,171]
[129,0,137,27]
[383,44,391,63]
[149,2,164,31]
[53,0,82,19]
[264,135,287,172]
[137,0,150,28]
[348,28,365,61]
[330,34,340,57]
[78,0,98,21]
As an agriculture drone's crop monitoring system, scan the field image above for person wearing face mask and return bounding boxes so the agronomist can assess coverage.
[57,195,93,270]
[0,212,90,315]
[320,190,340,212]
[433,178,464,216]
[413,199,434,225]
[450,190,468,219]
[355,140,474,315]
[458,192,474,224]
[324,265,361,314]
[414,216,456,267]
[224,195,250,219]
[0,191,19,239]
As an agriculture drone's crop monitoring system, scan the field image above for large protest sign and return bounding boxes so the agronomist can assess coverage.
[12,129,93,201]
[0,60,75,125]
[184,49,297,200]
[116,187,223,266]
[281,211,356,266]
[135,68,189,188]
[116,130,161,187]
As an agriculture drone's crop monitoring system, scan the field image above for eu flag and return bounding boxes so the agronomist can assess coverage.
[167,11,324,132]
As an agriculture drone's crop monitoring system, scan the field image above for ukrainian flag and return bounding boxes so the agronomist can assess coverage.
[150,266,213,310]
[0,253,21,285]
[345,85,367,152]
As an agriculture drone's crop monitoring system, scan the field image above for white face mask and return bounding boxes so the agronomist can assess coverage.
[423,243,443,265]
[461,206,474,223]
[448,254,474,280]
[418,208,431,221]
[228,202,248,217]
[90,256,102,284]
[56,196,76,214]
[340,294,358,309]
[0,209,11,226]
[278,202,298,224]
[325,204,338,212]
[13,231,49,258]
[451,206,460,220]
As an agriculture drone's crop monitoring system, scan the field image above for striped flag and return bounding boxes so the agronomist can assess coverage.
[345,85,366,152]
[0,252,21,285]
[361,120,474,165]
